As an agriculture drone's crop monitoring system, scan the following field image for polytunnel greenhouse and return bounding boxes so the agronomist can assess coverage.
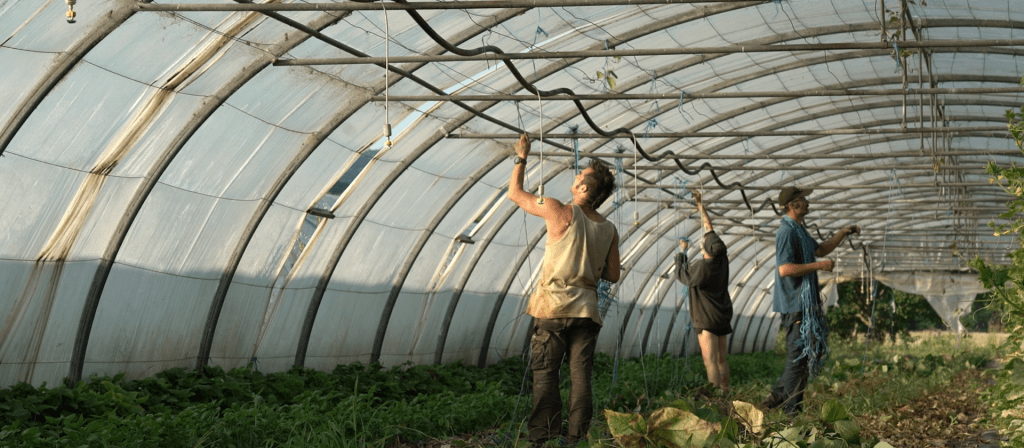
[0,0,1020,392]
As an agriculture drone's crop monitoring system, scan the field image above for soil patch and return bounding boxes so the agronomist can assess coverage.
[855,369,1006,447]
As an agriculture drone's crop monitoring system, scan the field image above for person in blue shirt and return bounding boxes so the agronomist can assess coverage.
[762,186,859,416]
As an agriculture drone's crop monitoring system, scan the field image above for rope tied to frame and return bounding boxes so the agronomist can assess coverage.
[769,0,783,20]
[677,91,692,125]
[893,41,903,73]
[532,9,547,81]
[643,118,658,140]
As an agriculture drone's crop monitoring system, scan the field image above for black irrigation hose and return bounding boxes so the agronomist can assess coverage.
[382,0,765,214]
[268,0,575,152]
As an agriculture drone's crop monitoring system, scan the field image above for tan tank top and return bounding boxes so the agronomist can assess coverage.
[527,205,618,326]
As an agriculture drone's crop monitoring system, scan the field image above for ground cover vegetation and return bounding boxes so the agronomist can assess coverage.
[0,332,1004,447]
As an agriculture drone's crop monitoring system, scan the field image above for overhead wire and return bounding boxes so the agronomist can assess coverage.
[383,0,766,215]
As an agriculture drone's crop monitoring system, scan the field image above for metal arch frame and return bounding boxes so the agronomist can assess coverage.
[286,7,537,366]
[9,0,1015,382]
[476,209,548,367]
[639,217,737,356]
[230,10,1015,368]
[65,7,351,384]
[615,115,1011,228]
[572,73,1020,169]
[368,153,507,364]
[502,201,679,361]
[618,246,678,357]
[612,104,1017,196]
[135,1,765,11]
[722,247,776,353]
[476,198,669,366]
[292,0,757,366]
[320,2,754,367]
[0,2,142,384]
[454,18,1024,161]
[649,234,759,355]
[284,40,1024,66]
[432,161,572,365]
[0,3,142,158]
[728,251,778,353]
[300,11,1021,370]
[274,8,546,366]
[481,195,668,364]
[655,231,753,353]
[497,74,1017,218]
[611,213,693,357]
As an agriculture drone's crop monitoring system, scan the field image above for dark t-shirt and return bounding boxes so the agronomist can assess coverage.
[674,231,733,334]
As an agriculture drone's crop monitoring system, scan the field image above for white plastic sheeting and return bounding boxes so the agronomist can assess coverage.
[0,0,1018,387]
[877,272,990,334]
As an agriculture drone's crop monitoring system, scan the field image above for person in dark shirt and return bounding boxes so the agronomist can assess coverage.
[675,190,732,391]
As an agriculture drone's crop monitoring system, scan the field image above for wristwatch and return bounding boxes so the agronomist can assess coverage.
[512,155,527,165]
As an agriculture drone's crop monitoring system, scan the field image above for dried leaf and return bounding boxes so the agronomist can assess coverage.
[604,409,647,448]
[731,401,765,435]
[647,407,721,448]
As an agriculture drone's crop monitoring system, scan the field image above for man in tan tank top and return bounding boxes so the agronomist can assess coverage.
[509,134,620,447]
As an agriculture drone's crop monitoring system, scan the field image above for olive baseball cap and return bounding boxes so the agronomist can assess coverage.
[778,186,813,207]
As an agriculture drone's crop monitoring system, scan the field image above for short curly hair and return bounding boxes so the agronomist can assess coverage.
[581,159,617,209]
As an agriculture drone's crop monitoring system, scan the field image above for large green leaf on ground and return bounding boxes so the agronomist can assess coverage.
[731,401,765,435]
[765,427,807,448]
[647,407,722,448]
[821,399,849,423]
[604,409,647,447]
[808,438,848,448]
[833,419,860,444]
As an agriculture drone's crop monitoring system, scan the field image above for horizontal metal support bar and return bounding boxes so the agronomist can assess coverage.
[278,40,1024,65]
[137,0,753,12]
[630,201,1007,212]
[627,182,997,191]
[632,165,985,172]
[370,87,1024,101]
[450,127,1008,138]
[541,150,1023,159]
[684,198,1010,206]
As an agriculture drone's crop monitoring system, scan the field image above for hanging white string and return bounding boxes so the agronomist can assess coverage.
[382,1,392,149]
[536,90,545,204]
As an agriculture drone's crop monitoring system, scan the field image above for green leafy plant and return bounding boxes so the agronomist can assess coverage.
[967,85,1024,447]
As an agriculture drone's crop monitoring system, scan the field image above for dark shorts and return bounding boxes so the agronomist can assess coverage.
[696,326,732,337]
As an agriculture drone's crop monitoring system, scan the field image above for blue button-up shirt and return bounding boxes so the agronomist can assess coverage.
[773,215,820,314]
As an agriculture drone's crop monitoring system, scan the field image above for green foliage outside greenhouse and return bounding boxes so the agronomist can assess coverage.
[967,101,1024,447]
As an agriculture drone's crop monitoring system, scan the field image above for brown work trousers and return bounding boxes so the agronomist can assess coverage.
[529,317,601,444]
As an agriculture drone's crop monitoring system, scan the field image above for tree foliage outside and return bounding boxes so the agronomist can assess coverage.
[967,103,1024,348]
[826,280,945,341]
[966,97,1024,446]
[960,292,1003,332]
